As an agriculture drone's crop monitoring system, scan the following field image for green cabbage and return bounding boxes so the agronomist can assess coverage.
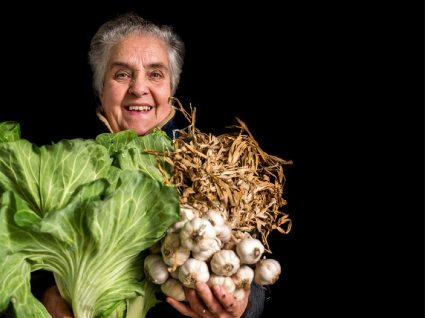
[0,122,179,318]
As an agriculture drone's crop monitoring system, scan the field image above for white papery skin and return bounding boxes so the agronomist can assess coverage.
[161,232,190,268]
[161,278,186,301]
[179,217,216,253]
[231,265,254,290]
[144,254,170,285]
[210,249,240,277]
[178,258,210,288]
[236,238,265,264]
[254,258,281,286]
[207,274,236,294]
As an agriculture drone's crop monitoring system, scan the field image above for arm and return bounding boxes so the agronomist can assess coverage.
[41,286,73,318]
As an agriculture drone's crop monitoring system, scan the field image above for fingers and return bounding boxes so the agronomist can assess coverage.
[168,283,251,318]
[166,297,197,317]
[186,284,212,316]
[167,285,211,318]
[194,282,223,314]
[211,284,233,312]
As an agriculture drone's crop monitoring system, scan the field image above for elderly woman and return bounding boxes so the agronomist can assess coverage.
[39,12,265,318]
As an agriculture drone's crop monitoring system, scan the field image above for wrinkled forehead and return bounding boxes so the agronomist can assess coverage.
[109,34,170,69]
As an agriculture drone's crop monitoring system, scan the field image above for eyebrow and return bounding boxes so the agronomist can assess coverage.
[110,61,169,71]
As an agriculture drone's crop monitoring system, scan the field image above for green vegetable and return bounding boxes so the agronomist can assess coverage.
[0,123,179,318]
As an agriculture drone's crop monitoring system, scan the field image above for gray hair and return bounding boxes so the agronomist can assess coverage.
[88,12,185,98]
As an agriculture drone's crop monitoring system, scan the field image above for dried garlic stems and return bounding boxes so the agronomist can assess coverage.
[161,98,292,252]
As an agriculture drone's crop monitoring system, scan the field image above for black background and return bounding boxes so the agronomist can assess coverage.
[0,2,422,317]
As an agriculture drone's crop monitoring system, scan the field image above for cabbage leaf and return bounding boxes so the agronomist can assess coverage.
[0,124,179,318]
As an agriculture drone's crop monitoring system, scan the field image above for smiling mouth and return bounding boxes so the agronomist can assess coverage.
[126,106,153,111]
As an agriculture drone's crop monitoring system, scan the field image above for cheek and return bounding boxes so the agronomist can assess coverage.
[155,85,172,101]
[101,86,123,109]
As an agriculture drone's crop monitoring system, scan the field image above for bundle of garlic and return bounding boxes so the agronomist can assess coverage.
[144,205,282,301]
[144,99,292,297]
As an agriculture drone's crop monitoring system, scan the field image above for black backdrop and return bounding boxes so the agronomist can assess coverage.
[0,2,421,318]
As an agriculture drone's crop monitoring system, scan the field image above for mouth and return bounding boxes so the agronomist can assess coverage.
[125,105,153,111]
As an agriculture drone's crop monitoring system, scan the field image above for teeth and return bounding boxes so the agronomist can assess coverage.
[128,106,152,111]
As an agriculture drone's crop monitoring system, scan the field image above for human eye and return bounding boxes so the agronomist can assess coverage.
[149,70,164,80]
[114,70,132,81]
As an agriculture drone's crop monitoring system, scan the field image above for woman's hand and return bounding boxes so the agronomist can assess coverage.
[167,282,249,318]
[42,285,74,318]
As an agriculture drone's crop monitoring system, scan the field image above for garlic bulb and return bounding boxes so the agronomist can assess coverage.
[254,258,281,286]
[178,258,210,288]
[161,232,190,270]
[167,220,187,233]
[231,265,254,290]
[210,249,240,277]
[180,205,197,221]
[180,217,216,253]
[236,238,265,264]
[191,237,221,261]
[207,274,236,295]
[205,209,225,228]
[215,224,232,243]
[144,254,169,284]
[147,202,286,298]
[161,278,186,301]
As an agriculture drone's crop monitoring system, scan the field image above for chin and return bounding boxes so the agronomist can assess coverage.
[134,127,151,136]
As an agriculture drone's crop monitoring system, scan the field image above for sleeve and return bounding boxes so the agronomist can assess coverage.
[240,282,266,318]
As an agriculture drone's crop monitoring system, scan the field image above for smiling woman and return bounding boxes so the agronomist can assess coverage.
[95,34,175,136]
[89,14,184,137]
[13,12,268,318]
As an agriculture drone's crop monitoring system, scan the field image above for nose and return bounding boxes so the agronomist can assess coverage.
[128,75,149,96]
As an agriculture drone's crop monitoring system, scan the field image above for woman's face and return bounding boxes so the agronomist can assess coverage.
[100,34,172,135]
